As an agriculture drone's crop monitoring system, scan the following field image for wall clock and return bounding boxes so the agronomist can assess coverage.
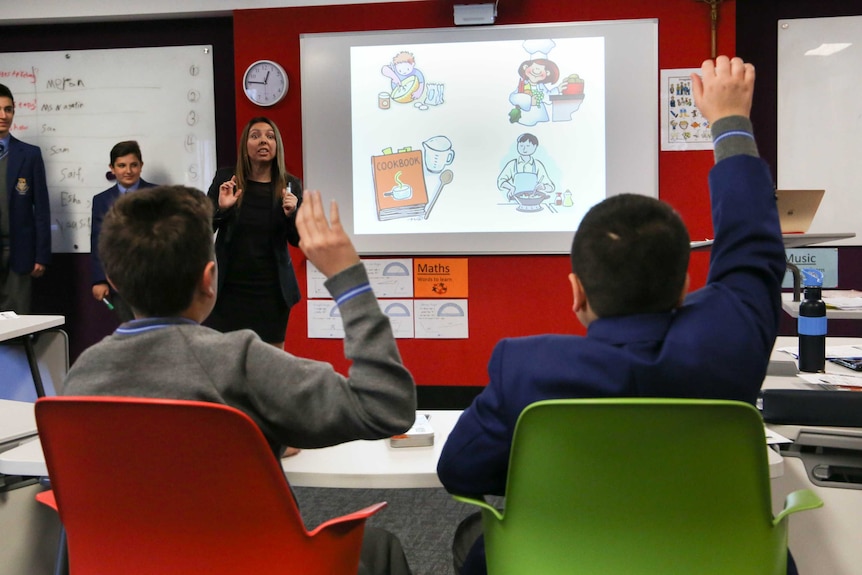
[242,59,288,107]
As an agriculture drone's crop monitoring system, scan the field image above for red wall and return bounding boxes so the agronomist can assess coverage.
[231,0,735,386]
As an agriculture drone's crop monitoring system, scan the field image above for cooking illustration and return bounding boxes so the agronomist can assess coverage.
[508,39,586,126]
[370,136,456,222]
[353,35,605,235]
[496,132,561,213]
[379,50,445,111]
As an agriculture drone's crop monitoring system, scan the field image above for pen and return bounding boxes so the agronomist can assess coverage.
[102,298,115,311]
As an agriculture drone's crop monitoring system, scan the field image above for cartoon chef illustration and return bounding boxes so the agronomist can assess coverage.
[497,133,556,201]
[508,39,560,126]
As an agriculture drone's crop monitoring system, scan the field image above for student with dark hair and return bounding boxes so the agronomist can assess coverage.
[0,83,51,313]
[439,56,795,575]
[65,185,417,575]
[90,140,157,321]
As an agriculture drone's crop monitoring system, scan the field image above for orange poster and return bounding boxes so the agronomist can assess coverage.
[413,258,468,298]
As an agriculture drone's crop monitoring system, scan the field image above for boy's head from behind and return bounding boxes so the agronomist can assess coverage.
[100,185,214,318]
[570,193,690,321]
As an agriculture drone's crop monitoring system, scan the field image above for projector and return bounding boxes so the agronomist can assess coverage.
[454,3,496,26]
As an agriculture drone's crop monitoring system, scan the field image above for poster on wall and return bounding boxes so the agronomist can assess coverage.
[659,68,712,151]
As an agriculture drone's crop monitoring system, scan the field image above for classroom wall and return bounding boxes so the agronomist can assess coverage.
[737,0,862,340]
[21,1,856,393]
[0,17,238,364]
[229,0,732,387]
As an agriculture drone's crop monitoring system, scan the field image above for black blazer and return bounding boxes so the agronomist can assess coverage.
[207,167,303,308]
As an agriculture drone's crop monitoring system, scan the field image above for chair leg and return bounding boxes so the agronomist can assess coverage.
[53,525,68,575]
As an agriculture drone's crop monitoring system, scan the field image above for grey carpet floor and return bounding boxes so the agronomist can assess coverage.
[292,486,479,575]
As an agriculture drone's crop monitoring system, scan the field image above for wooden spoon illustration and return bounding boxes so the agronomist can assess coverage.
[424,169,454,220]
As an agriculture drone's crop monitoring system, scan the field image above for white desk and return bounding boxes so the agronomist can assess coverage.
[764,336,862,575]
[691,232,856,252]
[0,408,786,485]
[0,410,465,486]
[780,293,862,320]
[281,410,462,488]
[0,399,37,448]
[0,315,65,398]
[0,315,65,343]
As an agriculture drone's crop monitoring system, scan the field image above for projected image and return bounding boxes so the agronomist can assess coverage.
[351,36,604,236]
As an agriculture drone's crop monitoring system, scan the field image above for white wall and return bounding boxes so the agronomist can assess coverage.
[2,0,417,24]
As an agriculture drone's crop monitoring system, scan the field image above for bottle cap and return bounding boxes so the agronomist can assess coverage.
[801,268,824,288]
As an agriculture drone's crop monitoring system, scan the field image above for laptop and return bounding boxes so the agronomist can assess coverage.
[775,189,825,233]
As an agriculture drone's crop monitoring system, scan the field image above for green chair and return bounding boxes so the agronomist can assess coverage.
[453,398,823,575]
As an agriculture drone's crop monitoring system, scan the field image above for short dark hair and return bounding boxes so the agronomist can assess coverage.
[99,186,214,317]
[110,140,143,165]
[517,133,538,146]
[0,83,14,103]
[570,194,690,317]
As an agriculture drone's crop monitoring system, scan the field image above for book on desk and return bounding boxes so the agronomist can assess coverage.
[389,413,434,448]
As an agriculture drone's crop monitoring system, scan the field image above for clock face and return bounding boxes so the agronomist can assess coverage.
[243,60,288,107]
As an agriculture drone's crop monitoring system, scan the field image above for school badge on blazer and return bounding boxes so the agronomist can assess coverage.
[15,178,30,194]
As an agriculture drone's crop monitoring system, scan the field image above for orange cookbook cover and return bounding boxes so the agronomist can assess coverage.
[372,150,429,220]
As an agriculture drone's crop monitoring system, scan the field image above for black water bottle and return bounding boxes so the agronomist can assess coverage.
[798,269,826,373]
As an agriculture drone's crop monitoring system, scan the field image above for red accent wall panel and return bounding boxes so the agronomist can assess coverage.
[232,0,736,386]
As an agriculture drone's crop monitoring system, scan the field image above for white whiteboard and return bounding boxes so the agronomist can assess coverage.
[778,15,862,246]
[0,45,217,253]
[301,19,658,254]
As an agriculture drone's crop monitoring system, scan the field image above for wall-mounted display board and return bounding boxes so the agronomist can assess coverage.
[301,19,658,255]
[778,15,862,246]
[0,45,217,253]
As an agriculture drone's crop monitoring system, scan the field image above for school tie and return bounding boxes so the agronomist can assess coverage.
[0,142,6,161]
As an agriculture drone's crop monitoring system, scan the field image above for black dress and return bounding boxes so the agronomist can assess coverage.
[208,180,289,343]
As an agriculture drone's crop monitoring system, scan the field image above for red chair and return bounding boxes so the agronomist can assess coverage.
[34,396,385,574]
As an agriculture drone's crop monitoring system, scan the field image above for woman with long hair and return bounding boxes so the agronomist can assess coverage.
[206,117,302,348]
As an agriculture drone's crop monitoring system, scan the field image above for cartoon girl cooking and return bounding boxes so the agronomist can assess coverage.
[508,39,560,126]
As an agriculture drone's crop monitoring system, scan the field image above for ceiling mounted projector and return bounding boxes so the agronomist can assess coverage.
[454,3,496,26]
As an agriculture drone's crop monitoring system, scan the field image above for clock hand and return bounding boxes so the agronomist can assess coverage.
[247,81,266,85]
[264,71,270,84]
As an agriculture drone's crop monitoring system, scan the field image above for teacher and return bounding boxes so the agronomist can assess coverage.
[206,117,302,348]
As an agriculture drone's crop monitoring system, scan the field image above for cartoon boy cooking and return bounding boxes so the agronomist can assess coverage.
[497,133,556,201]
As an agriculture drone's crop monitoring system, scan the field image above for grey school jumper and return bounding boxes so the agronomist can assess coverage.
[63,263,417,456]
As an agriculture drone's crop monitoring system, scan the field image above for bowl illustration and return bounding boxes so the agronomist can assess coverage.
[391,76,419,103]
[513,190,550,212]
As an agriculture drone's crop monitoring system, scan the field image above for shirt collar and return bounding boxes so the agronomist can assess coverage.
[115,316,198,336]
[118,180,142,194]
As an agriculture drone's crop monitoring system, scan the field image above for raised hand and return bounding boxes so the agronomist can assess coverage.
[218,175,243,210]
[296,190,360,279]
[690,55,755,124]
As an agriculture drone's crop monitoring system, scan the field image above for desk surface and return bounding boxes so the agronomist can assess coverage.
[765,336,862,441]
[0,315,65,343]
[780,293,862,320]
[0,399,37,446]
[0,410,464,486]
[281,410,462,488]
[0,407,787,483]
[691,232,856,252]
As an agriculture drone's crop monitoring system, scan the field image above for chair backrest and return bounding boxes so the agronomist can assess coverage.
[484,398,789,575]
[35,396,375,575]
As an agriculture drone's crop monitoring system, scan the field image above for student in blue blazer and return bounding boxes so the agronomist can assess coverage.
[0,83,51,314]
[90,140,156,321]
[438,56,801,575]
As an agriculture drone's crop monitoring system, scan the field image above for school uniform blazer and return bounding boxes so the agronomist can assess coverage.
[207,167,303,308]
[438,154,787,501]
[4,136,51,274]
[90,179,157,285]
